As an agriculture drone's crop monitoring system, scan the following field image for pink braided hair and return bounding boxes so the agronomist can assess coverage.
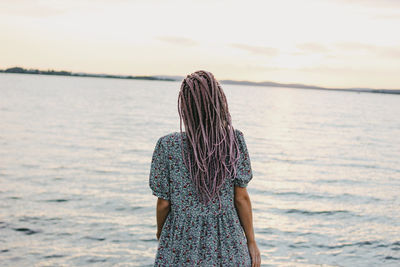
[177,70,241,207]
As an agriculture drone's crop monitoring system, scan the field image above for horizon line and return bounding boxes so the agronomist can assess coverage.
[1,66,399,95]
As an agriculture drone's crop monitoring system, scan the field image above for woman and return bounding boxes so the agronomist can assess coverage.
[149,70,261,266]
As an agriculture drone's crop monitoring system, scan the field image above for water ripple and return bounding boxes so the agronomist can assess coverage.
[13,227,42,235]
[1,75,399,266]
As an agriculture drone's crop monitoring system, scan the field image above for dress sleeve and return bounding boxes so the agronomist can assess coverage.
[234,129,253,187]
[149,137,170,200]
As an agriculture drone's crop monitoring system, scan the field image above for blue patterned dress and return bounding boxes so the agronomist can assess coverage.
[149,129,253,266]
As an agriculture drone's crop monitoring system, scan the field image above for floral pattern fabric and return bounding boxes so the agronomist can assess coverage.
[149,129,253,266]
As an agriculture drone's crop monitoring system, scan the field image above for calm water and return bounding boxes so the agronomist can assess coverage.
[0,73,399,266]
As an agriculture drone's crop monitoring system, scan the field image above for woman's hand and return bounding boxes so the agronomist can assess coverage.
[247,240,261,267]
[156,231,161,241]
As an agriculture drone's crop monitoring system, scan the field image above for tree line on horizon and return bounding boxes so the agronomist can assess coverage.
[1,66,398,94]
[0,67,175,81]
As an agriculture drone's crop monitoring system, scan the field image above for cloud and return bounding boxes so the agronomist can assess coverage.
[229,43,279,57]
[295,42,330,54]
[335,42,374,50]
[335,42,400,58]
[330,0,400,8]
[371,13,400,20]
[295,65,363,73]
[0,0,133,18]
[0,1,70,17]
[156,36,198,46]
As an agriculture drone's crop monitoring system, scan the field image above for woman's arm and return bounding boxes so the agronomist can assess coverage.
[234,186,261,267]
[156,198,171,240]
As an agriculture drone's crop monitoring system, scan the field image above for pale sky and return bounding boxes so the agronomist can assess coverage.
[1,0,399,89]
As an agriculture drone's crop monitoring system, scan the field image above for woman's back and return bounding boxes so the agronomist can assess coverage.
[149,128,253,266]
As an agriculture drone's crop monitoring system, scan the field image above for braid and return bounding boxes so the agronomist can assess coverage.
[177,70,240,205]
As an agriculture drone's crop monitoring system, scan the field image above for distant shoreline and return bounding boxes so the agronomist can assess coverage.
[0,67,176,82]
[1,66,399,95]
[219,80,400,95]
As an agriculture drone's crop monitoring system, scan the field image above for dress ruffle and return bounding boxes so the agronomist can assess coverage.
[156,207,251,266]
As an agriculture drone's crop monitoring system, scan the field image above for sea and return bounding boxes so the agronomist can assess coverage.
[0,73,399,266]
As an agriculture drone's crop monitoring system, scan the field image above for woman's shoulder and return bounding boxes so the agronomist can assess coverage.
[157,131,185,147]
[234,128,243,135]
[157,128,243,146]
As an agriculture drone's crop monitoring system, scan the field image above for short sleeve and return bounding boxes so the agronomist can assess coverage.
[149,137,170,200]
[234,129,253,187]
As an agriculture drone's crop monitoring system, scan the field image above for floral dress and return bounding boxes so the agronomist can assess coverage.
[149,129,253,266]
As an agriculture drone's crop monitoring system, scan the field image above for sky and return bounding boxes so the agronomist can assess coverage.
[1,0,399,89]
